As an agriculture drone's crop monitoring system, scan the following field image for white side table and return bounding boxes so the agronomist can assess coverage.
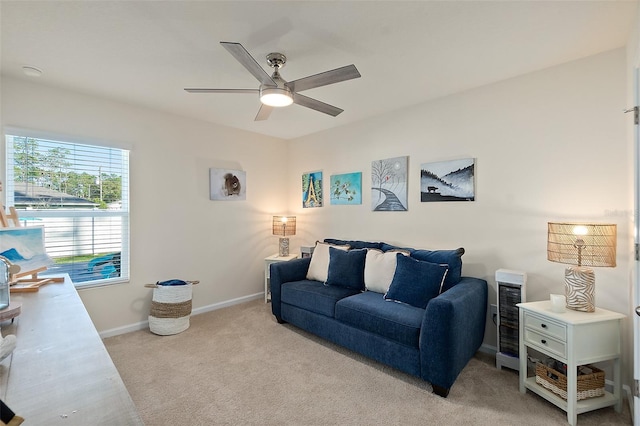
[264,254,298,303]
[518,300,625,425]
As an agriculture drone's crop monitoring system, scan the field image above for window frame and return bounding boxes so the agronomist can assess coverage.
[4,128,130,288]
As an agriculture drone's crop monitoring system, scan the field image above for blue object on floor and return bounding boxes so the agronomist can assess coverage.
[156,279,188,286]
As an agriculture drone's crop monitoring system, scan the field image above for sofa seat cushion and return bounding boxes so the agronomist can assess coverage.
[335,291,424,348]
[281,280,361,318]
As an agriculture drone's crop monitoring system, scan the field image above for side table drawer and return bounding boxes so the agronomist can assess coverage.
[524,328,567,358]
[523,311,566,342]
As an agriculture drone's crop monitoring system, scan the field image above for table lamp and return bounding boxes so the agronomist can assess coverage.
[273,216,296,257]
[547,222,616,312]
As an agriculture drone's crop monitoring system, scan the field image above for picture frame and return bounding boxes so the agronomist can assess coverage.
[302,171,323,208]
[330,172,362,205]
[0,226,54,273]
[420,158,475,202]
[209,168,246,201]
[371,156,408,211]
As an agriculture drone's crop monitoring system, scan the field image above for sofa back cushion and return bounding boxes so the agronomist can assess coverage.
[307,241,349,282]
[324,239,383,250]
[326,247,367,290]
[381,244,464,291]
[364,249,410,294]
[384,254,448,309]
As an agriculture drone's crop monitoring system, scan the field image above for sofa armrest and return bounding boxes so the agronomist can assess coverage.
[420,277,488,394]
[270,257,311,320]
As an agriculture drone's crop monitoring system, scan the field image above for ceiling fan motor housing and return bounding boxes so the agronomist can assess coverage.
[266,52,287,69]
[260,55,293,107]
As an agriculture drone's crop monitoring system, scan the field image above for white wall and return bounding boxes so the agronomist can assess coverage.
[1,77,289,332]
[286,49,632,379]
[0,45,634,385]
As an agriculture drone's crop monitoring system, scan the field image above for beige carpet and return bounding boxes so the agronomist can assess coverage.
[104,300,632,425]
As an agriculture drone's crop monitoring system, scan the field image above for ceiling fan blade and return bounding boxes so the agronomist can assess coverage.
[220,42,276,87]
[293,93,343,117]
[285,64,360,93]
[254,104,274,121]
[184,88,259,94]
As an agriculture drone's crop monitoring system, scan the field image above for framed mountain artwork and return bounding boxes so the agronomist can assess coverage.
[420,158,475,202]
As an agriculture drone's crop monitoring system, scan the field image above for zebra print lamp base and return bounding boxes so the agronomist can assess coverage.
[564,266,595,312]
[278,237,290,257]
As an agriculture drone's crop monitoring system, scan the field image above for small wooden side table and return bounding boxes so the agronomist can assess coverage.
[265,254,298,303]
[0,302,21,323]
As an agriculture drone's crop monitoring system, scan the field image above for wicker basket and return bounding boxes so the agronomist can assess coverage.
[535,362,605,400]
[148,283,193,335]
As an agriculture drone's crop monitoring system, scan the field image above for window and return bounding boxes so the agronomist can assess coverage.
[4,133,129,287]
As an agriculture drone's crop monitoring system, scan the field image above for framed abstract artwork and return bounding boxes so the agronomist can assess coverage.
[210,168,246,201]
[330,172,362,205]
[420,158,475,202]
[371,156,408,211]
[302,171,323,208]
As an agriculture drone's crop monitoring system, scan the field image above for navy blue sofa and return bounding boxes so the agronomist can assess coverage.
[270,239,488,397]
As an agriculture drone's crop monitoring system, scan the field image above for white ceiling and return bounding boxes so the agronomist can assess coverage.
[1,1,637,140]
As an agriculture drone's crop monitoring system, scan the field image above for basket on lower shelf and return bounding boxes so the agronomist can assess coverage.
[535,362,605,400]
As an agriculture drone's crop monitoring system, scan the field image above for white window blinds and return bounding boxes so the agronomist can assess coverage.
[4,133,129,287]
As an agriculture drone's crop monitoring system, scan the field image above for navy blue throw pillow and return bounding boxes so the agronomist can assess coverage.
[326,247,367,290]
[384,254,448,309]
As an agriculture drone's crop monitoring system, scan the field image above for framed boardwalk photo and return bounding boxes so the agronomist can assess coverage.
[371,156,408,211]
[420,158,475,202]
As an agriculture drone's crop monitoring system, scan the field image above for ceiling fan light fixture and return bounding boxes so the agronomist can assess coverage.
[260,87,293,107]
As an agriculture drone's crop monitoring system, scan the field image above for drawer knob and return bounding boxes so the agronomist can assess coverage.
[541,324,547,328]
[541,339,547,344]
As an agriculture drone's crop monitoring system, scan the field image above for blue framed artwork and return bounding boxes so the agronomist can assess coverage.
[420,158,475,202]
[302,171,323,208]
[330,172,362,205]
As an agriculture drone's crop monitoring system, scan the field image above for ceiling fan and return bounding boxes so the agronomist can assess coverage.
[184,41,361,121]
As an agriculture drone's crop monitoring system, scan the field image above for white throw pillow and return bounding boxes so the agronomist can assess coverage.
[306,241,349,282]
[364,249,410,294]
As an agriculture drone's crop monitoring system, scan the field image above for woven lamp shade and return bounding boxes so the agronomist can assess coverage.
[547,223,616,267]
[273,216,296,257]
[547,222,616,313]
[272,216,296,236]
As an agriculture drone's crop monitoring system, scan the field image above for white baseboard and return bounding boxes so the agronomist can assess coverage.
[479,343,497,355]
[99,292,263,339]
